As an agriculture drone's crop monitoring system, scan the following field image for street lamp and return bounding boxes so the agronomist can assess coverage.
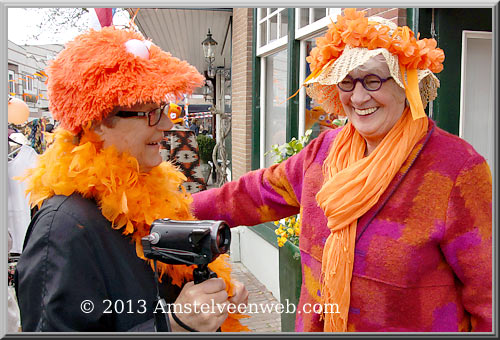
[201,30,231,187]
[207,64,216,78]
[201,82,212,102]
[201,29,218,65]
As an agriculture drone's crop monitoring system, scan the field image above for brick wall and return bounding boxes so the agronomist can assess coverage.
[231,8,254,180]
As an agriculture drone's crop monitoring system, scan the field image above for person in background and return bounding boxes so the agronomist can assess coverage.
[189,119,200,136]
[190,9,492,332]
[15,26,248,332]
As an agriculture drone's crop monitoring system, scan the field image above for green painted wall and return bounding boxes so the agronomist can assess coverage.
[251,8,261,170]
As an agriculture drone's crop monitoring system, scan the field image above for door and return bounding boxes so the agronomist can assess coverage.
[459,31,493,173]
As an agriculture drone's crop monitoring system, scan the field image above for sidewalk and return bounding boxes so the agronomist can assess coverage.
[228,258,281,333]
[206,180,281,332]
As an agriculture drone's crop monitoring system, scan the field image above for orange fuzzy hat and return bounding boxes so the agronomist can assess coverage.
[46,27,204,134]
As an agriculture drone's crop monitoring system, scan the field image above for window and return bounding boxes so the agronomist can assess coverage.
[298,32,338,137]
[300,37,336,136]
[22,74,34,93]
[8,70,15,95]
[295,8,341,40]
[257,8,288,56]
[295,9,342,137]
[261,49,288,167]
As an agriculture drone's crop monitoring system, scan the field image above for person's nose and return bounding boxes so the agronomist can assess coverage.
[157,112,173,131]
[350,81,371,106]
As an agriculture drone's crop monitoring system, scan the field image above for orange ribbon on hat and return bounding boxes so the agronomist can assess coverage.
[400,65,426,120]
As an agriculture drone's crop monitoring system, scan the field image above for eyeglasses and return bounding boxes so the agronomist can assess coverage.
[337,74,392,92]
[115,104,168,126]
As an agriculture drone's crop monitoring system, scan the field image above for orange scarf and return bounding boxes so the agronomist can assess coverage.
[20,127,249,332]
[315,107,427,331]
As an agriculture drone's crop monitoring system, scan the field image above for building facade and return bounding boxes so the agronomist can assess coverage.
[8,41,63,121]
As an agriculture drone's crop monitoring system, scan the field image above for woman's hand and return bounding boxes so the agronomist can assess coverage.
[228,279,249,313]
[169,278,228,332]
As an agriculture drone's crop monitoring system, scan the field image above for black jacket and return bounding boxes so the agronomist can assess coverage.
[15,193,182,331]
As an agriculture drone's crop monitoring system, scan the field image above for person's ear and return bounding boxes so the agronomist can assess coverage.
[92,114,116,137]
[91,121,106,139]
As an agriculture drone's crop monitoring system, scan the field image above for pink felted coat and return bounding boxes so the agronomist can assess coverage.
[192,119,492,332]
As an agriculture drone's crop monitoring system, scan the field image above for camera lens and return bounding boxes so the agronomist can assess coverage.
[215,223,230,253]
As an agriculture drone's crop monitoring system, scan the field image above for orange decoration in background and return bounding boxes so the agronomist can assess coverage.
[8,97,30,125]
[168,103,183,124]
[305,106,338,131]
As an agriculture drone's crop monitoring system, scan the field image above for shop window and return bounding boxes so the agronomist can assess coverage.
[302,38,325,135]
[261,49,288,167]
[298,33,339,137]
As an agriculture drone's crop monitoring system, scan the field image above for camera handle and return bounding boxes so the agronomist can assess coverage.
[193,264,218,284]
[152,261,221,332]
[193,264,222,332]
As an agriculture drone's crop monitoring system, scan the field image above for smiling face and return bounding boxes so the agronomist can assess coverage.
[338,55,407,154]
[94,102,173,172]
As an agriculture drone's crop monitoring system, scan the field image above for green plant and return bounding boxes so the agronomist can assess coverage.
[196,134,216,163]
[274,216,301,247]
[265,129,312,164]
[266,129,313,247]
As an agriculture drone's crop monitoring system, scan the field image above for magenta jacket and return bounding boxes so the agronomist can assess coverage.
[192,119,492,332]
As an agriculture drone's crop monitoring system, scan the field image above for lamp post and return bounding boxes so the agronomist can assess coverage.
[201,82,212,102]
[201,29,231,187]
[201,29,217,66]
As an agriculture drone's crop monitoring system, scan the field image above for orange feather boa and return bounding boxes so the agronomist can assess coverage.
[21,127,250,332]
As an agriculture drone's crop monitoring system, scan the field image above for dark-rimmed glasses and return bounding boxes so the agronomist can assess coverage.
[337,74,392,92]
[115,104,168,126]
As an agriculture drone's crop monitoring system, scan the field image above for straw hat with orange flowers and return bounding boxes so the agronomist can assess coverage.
[304,8,445,121]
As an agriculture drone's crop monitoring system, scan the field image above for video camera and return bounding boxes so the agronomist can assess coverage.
[141,219,231,284]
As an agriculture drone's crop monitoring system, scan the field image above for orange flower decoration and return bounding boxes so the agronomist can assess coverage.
[308,8,445,74]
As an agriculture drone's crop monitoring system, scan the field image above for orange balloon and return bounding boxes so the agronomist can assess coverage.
[8,98,30,125]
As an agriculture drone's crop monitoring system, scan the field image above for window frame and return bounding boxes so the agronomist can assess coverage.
[294,8,341,41]
[22,73,35,94]
[256,8,289,57]
[295,9,341,136]
[8,70,15,95]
